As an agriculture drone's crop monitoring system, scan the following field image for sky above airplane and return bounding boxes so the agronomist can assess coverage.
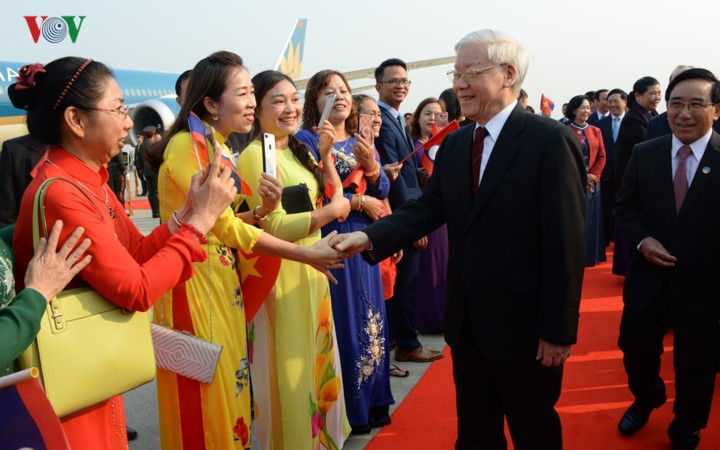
[2,0,719,119]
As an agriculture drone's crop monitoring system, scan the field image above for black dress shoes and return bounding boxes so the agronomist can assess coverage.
[126,425,138,441]
[618,397,666,435]
[351,424,371,435]
[369,405,391,427]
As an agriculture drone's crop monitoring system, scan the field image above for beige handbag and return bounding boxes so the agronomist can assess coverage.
[151,323,222,384]
[17,178,156,417]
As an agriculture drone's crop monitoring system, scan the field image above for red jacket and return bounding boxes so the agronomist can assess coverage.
[567,123,606,180]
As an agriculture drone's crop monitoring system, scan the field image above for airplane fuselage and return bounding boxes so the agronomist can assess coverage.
[0,60,179,145]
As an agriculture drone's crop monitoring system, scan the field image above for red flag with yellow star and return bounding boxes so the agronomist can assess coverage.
[236,247,281,322]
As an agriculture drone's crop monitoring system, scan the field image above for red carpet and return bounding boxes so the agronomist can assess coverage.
[368,254,720,449]
[125,198,150,211]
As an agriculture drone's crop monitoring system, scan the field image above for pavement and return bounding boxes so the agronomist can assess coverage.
[123,199,448,449]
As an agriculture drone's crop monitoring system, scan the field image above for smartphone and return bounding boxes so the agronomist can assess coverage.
[205,126,218,151]
[358,113,375,146]
[434,111,449,129]
[318,93,337,127]
[262,133,277,178]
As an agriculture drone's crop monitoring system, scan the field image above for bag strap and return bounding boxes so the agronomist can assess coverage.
[32,177,104,251]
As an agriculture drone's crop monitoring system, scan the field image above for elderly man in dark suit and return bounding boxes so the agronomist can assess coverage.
[333,29,586,449]
[615,68,720,450]
[373,57,441,363]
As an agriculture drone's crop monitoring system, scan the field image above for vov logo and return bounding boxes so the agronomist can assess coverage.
[24,16,86,43]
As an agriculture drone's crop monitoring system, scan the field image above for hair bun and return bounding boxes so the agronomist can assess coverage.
[8,83,38,111]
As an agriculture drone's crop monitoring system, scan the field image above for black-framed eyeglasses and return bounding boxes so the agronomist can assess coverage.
[380,78,411,86]
[83,105,130,119]
[667,100,716,112]
[447,64,505,83]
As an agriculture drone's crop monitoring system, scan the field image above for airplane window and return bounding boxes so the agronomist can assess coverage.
[131,89,136,96]
[124,89,129,96]
[142,89,147,96]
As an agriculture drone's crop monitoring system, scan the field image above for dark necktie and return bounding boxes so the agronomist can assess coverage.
[472,127,489,196]
[674,145,692,212]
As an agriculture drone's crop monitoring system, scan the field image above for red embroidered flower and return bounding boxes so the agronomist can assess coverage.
[311,411,323,438]
[15,63,46,90]
[233,416,249,446]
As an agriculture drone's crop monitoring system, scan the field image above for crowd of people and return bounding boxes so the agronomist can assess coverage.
[0,27,718,450]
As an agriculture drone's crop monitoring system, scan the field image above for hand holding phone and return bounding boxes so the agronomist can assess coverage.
[262,133,277,178]
[358,113,375,146]
[318,93,337,127]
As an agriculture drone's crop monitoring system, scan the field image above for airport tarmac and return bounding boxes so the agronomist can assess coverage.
[125,206,448,450]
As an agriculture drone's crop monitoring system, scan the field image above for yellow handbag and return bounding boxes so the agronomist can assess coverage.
[17,177,156,418]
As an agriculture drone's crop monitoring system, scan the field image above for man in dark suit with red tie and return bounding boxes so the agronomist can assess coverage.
[333,30,586,449]
[615,68,720,450]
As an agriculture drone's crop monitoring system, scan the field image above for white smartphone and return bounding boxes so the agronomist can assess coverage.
[318,93,336,127]
[262,133,277,178]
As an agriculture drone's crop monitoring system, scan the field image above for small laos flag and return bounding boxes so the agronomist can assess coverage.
[0,368,70,449]
[413,120,460,176]
[188,112,252,195]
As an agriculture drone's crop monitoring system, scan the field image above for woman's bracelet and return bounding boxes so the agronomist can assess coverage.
[180,221,209,244]
[171,211,183,227]
[253,205,268,222]
[363,162,380,177]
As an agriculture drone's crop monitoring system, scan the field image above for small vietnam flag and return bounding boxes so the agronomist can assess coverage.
[540,94,555,116]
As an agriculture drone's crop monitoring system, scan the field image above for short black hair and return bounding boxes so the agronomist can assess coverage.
[175,69,191,98]
[665,68,720,103]
[593,89,609,101]
[566,95,589,120]
[374,58,407,83]
[607,88,628,101]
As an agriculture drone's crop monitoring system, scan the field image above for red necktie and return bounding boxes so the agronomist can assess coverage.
[472,127,489,196]
[674,145,692,212]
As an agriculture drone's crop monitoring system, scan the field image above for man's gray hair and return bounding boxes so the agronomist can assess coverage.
[455,30,529,97]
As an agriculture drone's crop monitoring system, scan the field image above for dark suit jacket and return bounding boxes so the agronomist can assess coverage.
[0,135,47,227]
[615,107,653,190]
[615,132,720,314]
[646,111,671,140]
[375,104,421,209]
[587,111,605,126]
[362,104,587,359]
[597,115,619,186]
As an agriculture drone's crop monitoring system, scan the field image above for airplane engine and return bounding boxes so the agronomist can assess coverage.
[130,98,179,143]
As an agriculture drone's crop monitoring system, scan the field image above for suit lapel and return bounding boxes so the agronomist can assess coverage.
[454,125,476,211]
[651,136,677,218]
[678,131,720,216]
[467,105,525,226]
[380,105,412,153]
